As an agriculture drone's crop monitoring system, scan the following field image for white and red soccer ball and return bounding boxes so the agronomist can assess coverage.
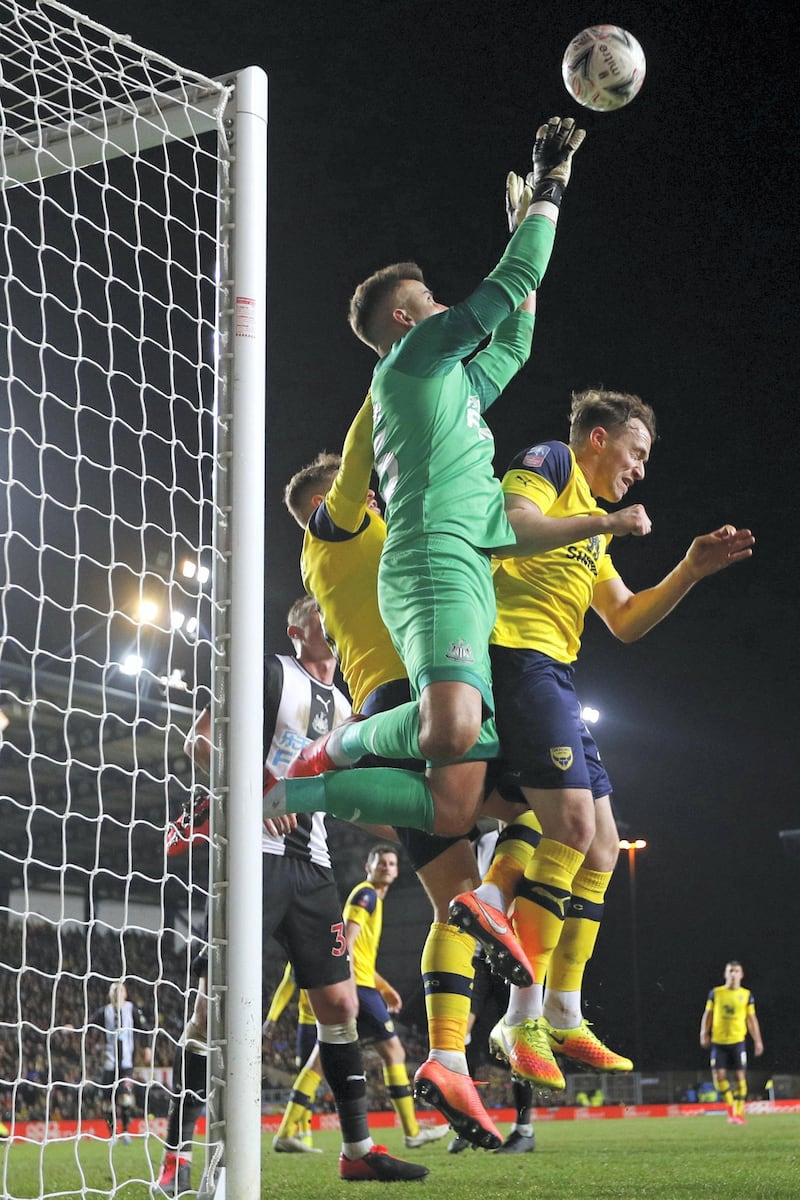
[562,26,646,112]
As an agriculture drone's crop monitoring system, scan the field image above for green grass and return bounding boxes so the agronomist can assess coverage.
[3,1113,800,1199]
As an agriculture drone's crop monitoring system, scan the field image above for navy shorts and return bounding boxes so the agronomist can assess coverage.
[490,645,612,796]
[710,1042,747,1072]
[295,1020,318,1069]
[356,985,396,1044]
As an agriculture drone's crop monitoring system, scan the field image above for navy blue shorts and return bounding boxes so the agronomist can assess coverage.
[710,1042,747,1072]
[490,646,612,796]
[295,1019,318,1068]
[356,985,396,1043]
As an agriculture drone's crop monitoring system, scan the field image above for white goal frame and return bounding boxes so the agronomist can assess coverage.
[0,3,267,1198]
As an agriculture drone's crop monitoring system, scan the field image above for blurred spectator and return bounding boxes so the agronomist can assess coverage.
[1,917,442,1123]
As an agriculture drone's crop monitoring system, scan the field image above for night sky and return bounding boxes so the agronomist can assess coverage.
[71,0,797,1076]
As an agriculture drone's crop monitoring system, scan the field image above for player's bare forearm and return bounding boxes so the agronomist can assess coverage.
[747,1014,764,1055]
[596,527,752,643]
[598,560,699,642]
[501,494,642,559]
[377,973,402,1013]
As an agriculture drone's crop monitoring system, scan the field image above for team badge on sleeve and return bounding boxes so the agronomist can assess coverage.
[550,746,574,771]
[445,639,474,663]
[523,445,551,469]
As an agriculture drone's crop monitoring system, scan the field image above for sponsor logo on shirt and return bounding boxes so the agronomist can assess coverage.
[565,535,602,575]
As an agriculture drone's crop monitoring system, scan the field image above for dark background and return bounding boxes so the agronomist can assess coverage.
[70,0,798,1076]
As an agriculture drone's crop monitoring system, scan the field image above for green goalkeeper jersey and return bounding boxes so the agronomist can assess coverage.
[371,212,556,551]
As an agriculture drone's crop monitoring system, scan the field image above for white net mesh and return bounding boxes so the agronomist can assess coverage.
[0,3,239,1194]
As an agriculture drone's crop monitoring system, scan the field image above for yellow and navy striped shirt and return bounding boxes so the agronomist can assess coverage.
[705,986,755,1044]
[301,395,406,713]
[492,441,619,662]
[343,879,383,989]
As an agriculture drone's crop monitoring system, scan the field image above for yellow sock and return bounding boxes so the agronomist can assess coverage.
[733,1078,747,1117]
[716,1078,733,1114]
[276,1066,321,1139]
[547,866,612,993]
[513,838,585,983]
[383,1063,418,1137]
[421,922,475,1053]
[484,810,543,901]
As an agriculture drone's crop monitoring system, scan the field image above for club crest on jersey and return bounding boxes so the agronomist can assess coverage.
[311,713,330,736]
[550,745,574,771]
[523,444,550,469]
[445,639,474,663]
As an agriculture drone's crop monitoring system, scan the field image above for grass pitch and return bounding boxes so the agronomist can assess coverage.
[3,1112,799,1198]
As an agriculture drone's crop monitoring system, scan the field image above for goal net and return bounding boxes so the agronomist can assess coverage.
[0,3,267,1197]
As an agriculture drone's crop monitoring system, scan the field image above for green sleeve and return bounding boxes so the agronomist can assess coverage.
[486,213,557,307]
[388,214,555,379]
[466,309,535,413]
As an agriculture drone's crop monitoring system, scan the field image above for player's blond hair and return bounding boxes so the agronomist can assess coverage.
[348,262,425,352]
[568,388,656,447]
[287,594,318,630]
[283,452,341,526]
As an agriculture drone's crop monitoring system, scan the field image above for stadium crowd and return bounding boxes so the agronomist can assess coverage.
[0,918,194,1124]
[0,916,452,1126]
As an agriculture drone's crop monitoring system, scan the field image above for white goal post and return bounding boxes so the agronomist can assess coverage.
[0,3,266,1198]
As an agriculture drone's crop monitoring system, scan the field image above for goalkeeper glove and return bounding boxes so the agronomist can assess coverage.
[530,115,586,207]
[505,170,533,234]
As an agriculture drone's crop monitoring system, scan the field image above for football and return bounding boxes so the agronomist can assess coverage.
[562,26,646,112]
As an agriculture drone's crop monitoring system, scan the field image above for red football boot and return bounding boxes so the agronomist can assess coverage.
[338,1145,429,1181]
[286,715,365,778]
[165,790,211,858]
[413,1058,502,1150]
[448,891,533,988]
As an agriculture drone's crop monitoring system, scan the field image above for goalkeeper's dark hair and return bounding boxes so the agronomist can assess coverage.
[284,452,341,526]
[568,388,656,447]
[349,262,425,351]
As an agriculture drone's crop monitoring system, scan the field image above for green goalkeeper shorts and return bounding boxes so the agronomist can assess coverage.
[378,532,498,717]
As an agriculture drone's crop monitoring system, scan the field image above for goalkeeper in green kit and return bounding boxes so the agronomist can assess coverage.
[264,117,585,846]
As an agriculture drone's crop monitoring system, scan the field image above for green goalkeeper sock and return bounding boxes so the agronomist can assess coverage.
[282,768,435,833]
[336,701,421,762]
